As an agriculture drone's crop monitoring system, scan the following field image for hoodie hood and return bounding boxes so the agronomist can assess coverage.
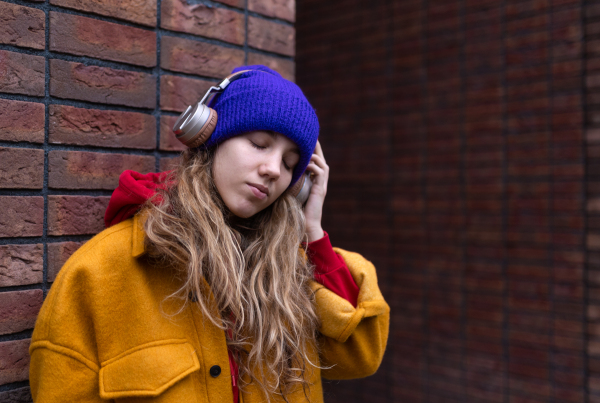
[104,170,171,228]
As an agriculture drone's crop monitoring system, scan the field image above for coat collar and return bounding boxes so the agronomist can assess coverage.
[131,212,147,258]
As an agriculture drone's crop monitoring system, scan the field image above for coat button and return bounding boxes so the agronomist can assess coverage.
[209,365,221,377]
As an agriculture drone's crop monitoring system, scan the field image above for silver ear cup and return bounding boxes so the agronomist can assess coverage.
[173,103,212,147]
[295,174,313,206]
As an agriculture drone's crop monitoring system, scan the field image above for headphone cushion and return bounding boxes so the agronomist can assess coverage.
[288,174,304,198]
[186,109,218,149]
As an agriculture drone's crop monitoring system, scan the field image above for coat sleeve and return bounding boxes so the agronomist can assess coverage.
[28,243,104,403]
[29,343,104,403]
[310,248,390,380]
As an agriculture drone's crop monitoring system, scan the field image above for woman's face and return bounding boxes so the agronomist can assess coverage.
[213,131,300,218]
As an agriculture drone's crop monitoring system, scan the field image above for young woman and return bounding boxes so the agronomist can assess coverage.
[29,65,390,403]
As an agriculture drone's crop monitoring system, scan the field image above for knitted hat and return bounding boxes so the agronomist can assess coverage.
[204,65,319,186]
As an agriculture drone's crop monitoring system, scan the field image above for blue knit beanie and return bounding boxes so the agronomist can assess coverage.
[205,65,319,186]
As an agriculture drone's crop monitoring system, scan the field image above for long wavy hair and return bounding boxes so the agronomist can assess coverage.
[140,147,320,400]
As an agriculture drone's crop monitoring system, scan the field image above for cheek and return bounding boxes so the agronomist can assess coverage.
[272,176,292,200]
[212,150,234,200]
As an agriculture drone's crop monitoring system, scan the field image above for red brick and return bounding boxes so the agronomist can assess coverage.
[553,37,581,61]
[160,115,186,151]
[49,150,155,190]
[48,196,110,236]
[248,16,295,57]
[588,21,600,36]
[589,4,600,19]
[0,99,44,143]
[589,198,600,212]
[0,197,43,238]
[506,14,549,34]
[0,2,45,50]
[589,234,600,250]
[553,163,583,179]
[49,0,157,27]
[590,338,600,355]
[587,73,600,89]
[249,0,294,22]
[160,35,244,78]
[50,59,156,108]
[553,60,581,78]
[590,376,600,393]
[160,75,214,112]
[0,147,44,189]
[0,386,32,403]
[0,50,44,96]
[554,387,582,403]
[247,52,295,82]
[0,339,30,384]
[49,105,156,149]
[553,7,580,26]
[0,290,42,335]
[50,12,156,67]
[47,241,85,282]
[161,0,244,45]
[0,244,43,286]
[160,156,181,171]
[506,48,549,67]
[553,334,582,351]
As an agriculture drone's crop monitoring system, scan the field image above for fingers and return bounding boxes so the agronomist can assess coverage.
[306,157,328,190]
[305,141,329,190]
[306,162,324,177]
[306,157,328,179]
[309,153,327,170]
[314,141,324,159]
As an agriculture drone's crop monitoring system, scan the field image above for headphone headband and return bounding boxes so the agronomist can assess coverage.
[173,70,270,147]
[197,69,253,106]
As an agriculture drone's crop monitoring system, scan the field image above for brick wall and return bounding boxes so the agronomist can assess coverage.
[297,0,589,402]
[0,0,294,400]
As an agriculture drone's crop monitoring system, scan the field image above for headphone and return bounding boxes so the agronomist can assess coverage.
[172,69,313,205]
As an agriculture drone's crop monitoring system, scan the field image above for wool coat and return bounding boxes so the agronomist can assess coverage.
[29,214,390,402]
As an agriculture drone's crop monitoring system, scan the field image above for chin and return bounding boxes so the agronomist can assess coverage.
[230,209,255,219]
[226,201,262,219]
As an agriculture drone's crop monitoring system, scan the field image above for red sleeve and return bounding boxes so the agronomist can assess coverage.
[304,232,359,307]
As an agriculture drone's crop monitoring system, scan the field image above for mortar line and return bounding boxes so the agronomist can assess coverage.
[501,1,510,402]
[42,0,50,299]
[244,0,249,65]
[582,0,590,401]
[458,0,468,400]
[384,0,395,400]
[547,5,556,402]
[155,0,162,173]
[421,0,430,401]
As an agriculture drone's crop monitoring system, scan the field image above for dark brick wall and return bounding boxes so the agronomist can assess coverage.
[0,0,294,399]
[297,1,589,402]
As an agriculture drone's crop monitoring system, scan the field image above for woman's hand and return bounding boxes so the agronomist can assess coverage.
[304,141,328,242]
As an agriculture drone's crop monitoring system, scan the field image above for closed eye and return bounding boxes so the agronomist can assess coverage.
[250,138,295,171]
[249,140,266,150]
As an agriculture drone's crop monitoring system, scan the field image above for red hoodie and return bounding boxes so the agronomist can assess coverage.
[104,170,360,402]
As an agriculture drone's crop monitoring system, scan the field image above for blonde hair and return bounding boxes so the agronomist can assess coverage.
[141,147,320,400]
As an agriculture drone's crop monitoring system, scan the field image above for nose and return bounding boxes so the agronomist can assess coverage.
[258,153,281,181]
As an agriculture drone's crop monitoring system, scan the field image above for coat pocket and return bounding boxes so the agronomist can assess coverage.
[99,339,200,400]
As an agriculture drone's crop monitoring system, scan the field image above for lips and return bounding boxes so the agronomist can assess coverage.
[248,183,269,199]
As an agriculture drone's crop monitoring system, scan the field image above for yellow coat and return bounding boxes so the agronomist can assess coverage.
[29,214,390,402]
